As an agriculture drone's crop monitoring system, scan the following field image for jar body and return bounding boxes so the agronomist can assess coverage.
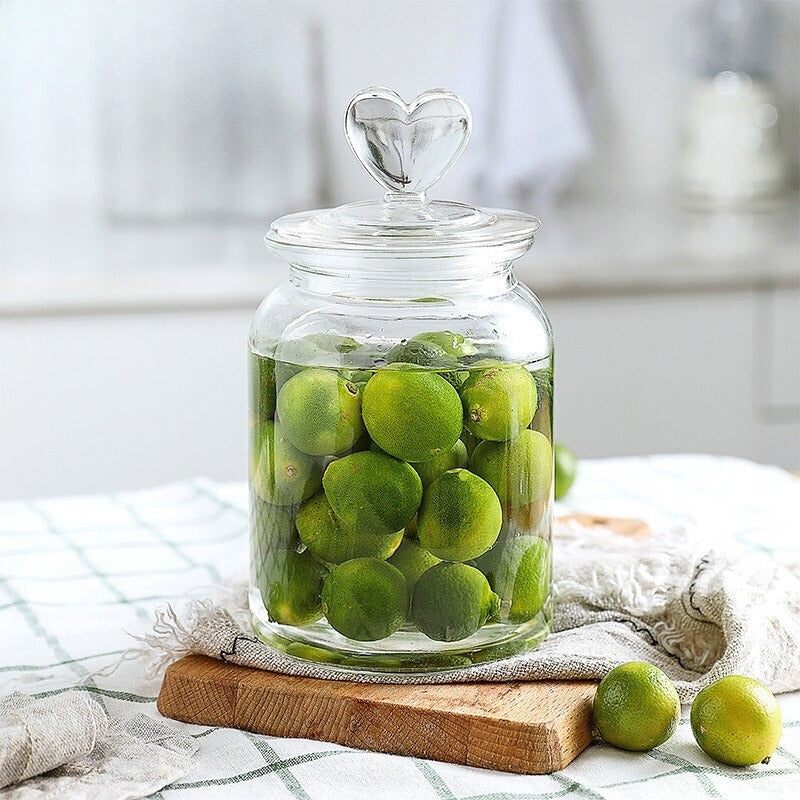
[248,266,553,673]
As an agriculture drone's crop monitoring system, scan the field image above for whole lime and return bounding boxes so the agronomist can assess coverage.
[385,340,458,370]
[490,536,551,623]
[410,330,477,358]
[262,549,326,626]
[554,443,578,500]
[412,439,469,488]
[411,562,500,641]
[387,538,441,588]
[250,421,322,505]
[416,469,503,561]
[593,662,681,751]
[461,364,538,441]
[362,368,463,462]
[470,429,552,509]
[322,451,422,536]
[691,676,782,766]
[321,558,408,641]
[277,368,365,456]
[295,492,403,565]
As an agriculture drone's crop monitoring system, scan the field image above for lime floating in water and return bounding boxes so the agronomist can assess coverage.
[412,439,469,488]
[296,492,403,565]
[411,562,500,642]
[593,662,681,751]
[277,368,365,456]
[410,330,477,358]
[416,469,502,562]
[322,450,422,536]
[691,676,782,766]
[460,363,538,441]
[250,421,322,506]
[321,558,408,641]
[263,549,326,626]
[470,429,552,509]
[362,368,463,462]
[387,538,441,588]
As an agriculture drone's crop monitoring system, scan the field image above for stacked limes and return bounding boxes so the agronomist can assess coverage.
[248,331,557,646]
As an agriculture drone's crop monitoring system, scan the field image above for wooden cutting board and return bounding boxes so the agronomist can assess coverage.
[157,515,650,774]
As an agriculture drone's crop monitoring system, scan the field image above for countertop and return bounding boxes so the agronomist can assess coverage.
[1,196,797,317]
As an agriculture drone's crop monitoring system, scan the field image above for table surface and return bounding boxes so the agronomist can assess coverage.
[2,455,799,800]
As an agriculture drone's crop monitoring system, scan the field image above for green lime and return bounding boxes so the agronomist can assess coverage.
[410,330,477,358]
[250,421,322,505]
[417,469,502,561]
[554,443,578,500]
[691,676,782,766]
[249,352,276,422]
[461,364,538,441]
[470,430,552,509]
[493,537,551,622]
[593,662,681,751]
[385,340,458,369]
[262,549,326,626]
[277,368,365,456]
[321,558,408,641]
[412,439,469,488]
[411,562,500,641]
[322,451,422,536]
[362,369,463,462]
[387,538,441,588]
[295,492,403,565]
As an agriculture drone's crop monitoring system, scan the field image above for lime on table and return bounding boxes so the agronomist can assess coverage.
[691,676,782,766]
[321,558,408,641]
[593,661,680,751]
[554,443,578,500]
[411,562,500,641]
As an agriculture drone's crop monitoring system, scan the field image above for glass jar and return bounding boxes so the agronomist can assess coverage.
[249,88,553,673]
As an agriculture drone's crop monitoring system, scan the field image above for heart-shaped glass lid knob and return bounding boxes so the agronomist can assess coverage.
[345,87,472,199]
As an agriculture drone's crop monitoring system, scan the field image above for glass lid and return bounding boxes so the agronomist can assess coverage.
[265,87,540,271]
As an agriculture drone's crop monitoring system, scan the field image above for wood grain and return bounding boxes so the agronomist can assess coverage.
[158,655,597,774]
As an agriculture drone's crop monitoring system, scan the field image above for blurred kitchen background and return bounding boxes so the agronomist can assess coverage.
[1,0,798,499]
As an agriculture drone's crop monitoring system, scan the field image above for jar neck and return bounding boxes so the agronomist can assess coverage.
[287,263,515,300]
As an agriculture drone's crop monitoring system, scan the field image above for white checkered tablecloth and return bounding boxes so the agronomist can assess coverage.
[2,455,799,800]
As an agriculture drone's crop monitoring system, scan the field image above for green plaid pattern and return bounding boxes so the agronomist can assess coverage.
[2,458,799,799]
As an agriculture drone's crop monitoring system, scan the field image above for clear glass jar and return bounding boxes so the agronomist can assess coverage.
[248,88,553,673]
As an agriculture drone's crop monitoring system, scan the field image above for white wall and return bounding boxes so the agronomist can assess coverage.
[2,0,797,217]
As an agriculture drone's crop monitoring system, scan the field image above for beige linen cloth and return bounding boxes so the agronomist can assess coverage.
[0,692,195,797]
[141,521,800,702]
